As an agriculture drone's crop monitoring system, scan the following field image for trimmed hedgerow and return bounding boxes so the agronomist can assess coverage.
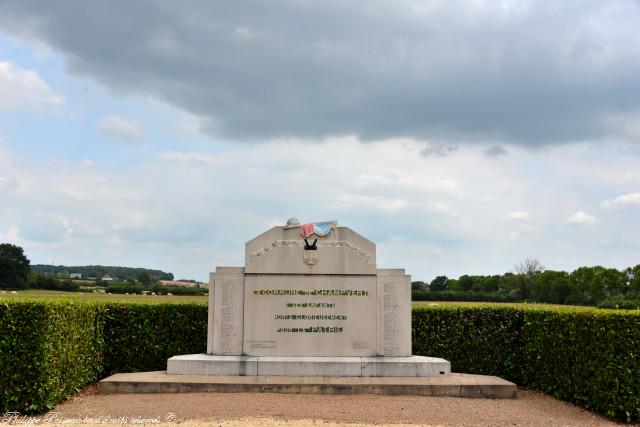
[0,301,206,414]
[523,309,640,422]
[412,306,525,384]
[1,300,639,422]
[412,291,519,303]
[102,303,207,375]
[597,296,640,310]
[0,301,105,413]
[413,305,640,423]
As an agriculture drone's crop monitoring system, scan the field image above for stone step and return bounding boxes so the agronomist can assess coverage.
[99,371,517,399]
[167,354,451,377]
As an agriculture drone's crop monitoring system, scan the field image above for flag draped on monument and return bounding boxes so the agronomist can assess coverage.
[300,221,336,237]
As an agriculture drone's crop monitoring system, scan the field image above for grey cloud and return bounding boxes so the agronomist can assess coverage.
[483,145,507,157]
[1,1,640,145]
[420,144,458,157]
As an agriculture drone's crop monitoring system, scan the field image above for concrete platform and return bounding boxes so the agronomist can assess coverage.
[167,354,451,377]
[99,371,517,399]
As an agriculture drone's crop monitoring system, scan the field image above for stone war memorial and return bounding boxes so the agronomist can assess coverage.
[170,217,448,376]
[101,219,516,397]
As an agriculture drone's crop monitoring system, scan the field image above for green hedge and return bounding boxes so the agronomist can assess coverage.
[2,300,639,422]
[0,301,206,413]
[523,310,640,422]
[102,303,207,375]
[412,306,525,383]
[412,290,519,303]
[597,296,640,310]
[0,301,105,412]
[412,305,640,423]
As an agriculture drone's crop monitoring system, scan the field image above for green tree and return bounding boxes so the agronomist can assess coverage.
[411,281,428,293]
[430,275,449,292]
[475,275,500,293]
[595,268,625,298]
[627,265,640,296]
[533,270,571,304]
[446,278,460,291]
[498,273,525,298]
[458,275,474,291]
[137,271,152,287]
[569,266,607,304]
[514,258,544,299]
[0,243,31,289]
[30,274,59,290]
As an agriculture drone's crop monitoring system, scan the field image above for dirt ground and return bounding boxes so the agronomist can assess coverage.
[9,384,621,427]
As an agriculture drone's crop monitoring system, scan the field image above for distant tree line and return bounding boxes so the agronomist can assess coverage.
[31,264,174,282]
[29,274,92,292]
[0,244,205,295]
[105,282,207,296]
[25,272,206,295]
[413,259,640,308]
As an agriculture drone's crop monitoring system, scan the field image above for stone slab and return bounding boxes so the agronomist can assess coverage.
[168,354,257,376]
[211,267,244,355]
[206,272,215,354]
[166,354,450,377]
[376,269,411,356]
[99,371,516,399]
[361,356,450,377]
[243,275,377,357]
[256,356,363,376]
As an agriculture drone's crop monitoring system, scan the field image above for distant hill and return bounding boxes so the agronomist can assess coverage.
[31,264,174,282]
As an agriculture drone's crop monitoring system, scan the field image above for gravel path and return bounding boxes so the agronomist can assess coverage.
[37,385,624,427]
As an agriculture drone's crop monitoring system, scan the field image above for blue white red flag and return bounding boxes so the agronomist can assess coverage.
[300,221,336,237]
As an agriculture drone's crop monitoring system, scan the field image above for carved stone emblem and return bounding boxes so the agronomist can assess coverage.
[303,251,319,265]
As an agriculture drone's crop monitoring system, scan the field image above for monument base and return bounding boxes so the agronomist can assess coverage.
[99,371,517,399]
[167,354,451,377]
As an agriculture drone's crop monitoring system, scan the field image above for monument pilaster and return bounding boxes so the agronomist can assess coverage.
[211,267,245,355]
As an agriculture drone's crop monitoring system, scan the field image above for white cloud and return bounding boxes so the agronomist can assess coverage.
[97,115,144,141]
[0,225,20,243]
[156,150,220,165]
[56,183,143,202]
[334,193,408,212]
[507,211,529,220]
[509,224,535,240]
[566,211,596,225]
[0,61,64,112]
[20,214,72,243]
[2,135,640,282]
[601,192,640,208]
[175,120,202,137]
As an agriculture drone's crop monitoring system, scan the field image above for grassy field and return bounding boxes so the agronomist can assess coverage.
[0,289,608,310]
[0,289,208,304]
[411,300,597,310]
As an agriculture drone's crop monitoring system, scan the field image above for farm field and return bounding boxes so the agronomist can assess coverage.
[0,289,208,304]
[0,289,622,311]
[412,300,599,310]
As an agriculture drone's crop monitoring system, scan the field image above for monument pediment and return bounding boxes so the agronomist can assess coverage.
[245,225,376,275]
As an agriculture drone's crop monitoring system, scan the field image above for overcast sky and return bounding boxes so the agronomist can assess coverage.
[0,0,639,281]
